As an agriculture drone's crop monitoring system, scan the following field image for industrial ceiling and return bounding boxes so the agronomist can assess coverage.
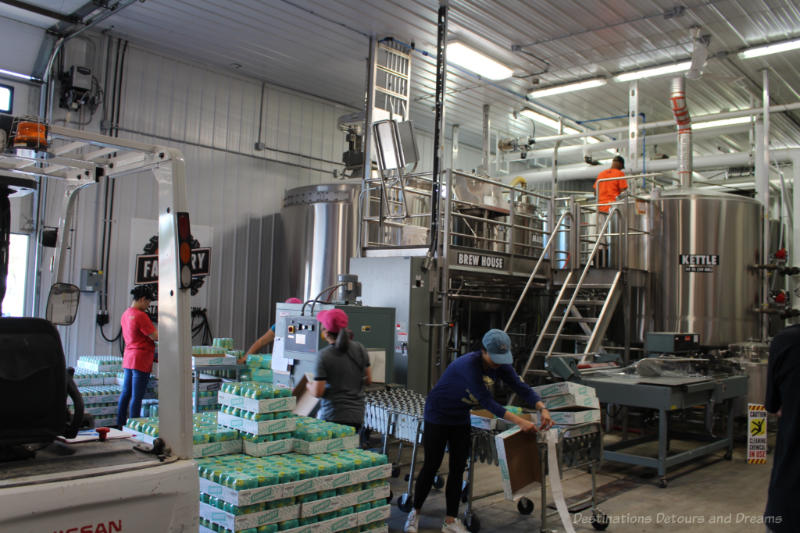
[5,0,800,163]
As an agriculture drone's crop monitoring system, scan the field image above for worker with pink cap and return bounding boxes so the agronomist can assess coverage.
[308,308,372,431]
[240,297,302,363]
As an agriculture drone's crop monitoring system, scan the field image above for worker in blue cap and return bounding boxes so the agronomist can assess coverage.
[403,329,553,533]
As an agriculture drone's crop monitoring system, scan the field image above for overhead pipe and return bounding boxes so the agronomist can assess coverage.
[531,102,800,144]
[670,76,693,188]
[512,122,750,161]
[515,152,752,183]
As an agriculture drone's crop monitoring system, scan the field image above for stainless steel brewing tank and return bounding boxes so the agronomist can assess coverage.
[280,183,360,302]
[654,189,762,346]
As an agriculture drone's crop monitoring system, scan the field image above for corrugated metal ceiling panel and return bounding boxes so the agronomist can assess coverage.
[16,0,800,152]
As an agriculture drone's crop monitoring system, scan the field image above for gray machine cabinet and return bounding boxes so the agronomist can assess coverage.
[273,303,395,388]
[350,256,431,394]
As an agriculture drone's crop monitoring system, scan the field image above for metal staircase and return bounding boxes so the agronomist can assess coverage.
[517,207,626,379]
[531,270,622,362]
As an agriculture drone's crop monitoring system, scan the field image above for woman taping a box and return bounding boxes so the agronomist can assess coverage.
[403,329,553,533]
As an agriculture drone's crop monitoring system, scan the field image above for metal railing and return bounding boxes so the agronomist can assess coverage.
[361,169,556,264]
[504,210,575,331]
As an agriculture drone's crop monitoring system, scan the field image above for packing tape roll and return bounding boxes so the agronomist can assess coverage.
[546,429,576,533]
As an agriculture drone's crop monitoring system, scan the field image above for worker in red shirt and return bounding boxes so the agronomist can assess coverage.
[117,286,158,427]
[594,155,627,213]
[594,155,628,266]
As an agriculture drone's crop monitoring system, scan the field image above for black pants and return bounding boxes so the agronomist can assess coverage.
[413,421,471,517]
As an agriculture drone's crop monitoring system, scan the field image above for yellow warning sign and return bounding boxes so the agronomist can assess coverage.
[747,403,767,464]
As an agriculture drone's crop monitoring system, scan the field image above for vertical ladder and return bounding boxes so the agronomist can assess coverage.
[373,41,412,122]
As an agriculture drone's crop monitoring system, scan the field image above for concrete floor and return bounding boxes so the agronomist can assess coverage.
[381,435,774,533]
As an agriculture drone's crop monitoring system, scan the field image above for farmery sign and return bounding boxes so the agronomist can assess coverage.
[135,247,211,284]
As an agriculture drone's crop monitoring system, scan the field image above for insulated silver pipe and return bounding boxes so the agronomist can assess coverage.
[671,76,693,188]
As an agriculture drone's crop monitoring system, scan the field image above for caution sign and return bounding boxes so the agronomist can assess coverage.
[747,403,767,464]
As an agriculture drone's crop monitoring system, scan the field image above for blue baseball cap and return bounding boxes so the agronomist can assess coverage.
[482,329,513,365]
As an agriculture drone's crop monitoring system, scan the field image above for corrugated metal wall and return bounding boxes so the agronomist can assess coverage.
[48,41,483,363]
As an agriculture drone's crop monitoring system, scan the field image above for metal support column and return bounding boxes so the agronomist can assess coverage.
[359,36,378,256]
[760,69,771,341]
[794,153,800,322]
[451,124,460,169]
[431,0,450,379]
[628,81,639,191]
[481,104,490,175]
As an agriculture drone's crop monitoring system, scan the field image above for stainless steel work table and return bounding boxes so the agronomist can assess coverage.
[580,372,748,487]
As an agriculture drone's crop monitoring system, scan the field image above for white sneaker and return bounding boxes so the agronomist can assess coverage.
[441,518,469,533]
[404,509,419,533]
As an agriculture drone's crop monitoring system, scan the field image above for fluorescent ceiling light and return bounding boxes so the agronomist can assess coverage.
[613,61,692,82]
[693,116,752,130]
[528,78,607,98]
[446,42,513,80]
[739,38,800,59]
[0,68,35,81]
[520,109,570,131]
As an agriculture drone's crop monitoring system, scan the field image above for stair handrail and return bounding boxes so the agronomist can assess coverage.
[504,211,574,332]
[545,206,626,359]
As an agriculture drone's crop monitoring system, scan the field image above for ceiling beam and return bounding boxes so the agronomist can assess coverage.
[0,0,80,24]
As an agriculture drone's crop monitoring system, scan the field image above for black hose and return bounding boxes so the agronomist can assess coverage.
[99,321,122,343]
[101,40,127,314]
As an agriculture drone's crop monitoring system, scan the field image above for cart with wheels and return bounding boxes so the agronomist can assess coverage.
[463,422,609,532]
[365,388,445,511]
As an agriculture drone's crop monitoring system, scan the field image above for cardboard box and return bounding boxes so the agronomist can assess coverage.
[470,409,535,430]
[218,391,297,414]
[549,408,601,425]
[533,381,595,399]
[543,392,600,410]
[196,380,222,392]
[193,395,219,407]
[218,412,298,435]
[292,435,359,455]
[198,501,299,530]
[192,355,238,367]
[357,505,391,526]
[243,437,294,457]
[293,374,321,417]
[495,426,542,501]
[199,464,392,506]
[290,512,359,533]
[299,484,390,517]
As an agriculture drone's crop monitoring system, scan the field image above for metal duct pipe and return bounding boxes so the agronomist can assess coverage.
[671,77,693,188]
[515,123,749,161]
[514,152,752,183]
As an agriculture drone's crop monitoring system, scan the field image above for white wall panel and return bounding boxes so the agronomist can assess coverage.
[48,42,352,362]
[38,39,487,363]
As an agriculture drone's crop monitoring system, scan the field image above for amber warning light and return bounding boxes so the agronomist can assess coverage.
[176,212,192,289]
[14,121,47,149]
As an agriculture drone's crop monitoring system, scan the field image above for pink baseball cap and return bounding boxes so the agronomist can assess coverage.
[285,297,302,304]
[317,309,348,334]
